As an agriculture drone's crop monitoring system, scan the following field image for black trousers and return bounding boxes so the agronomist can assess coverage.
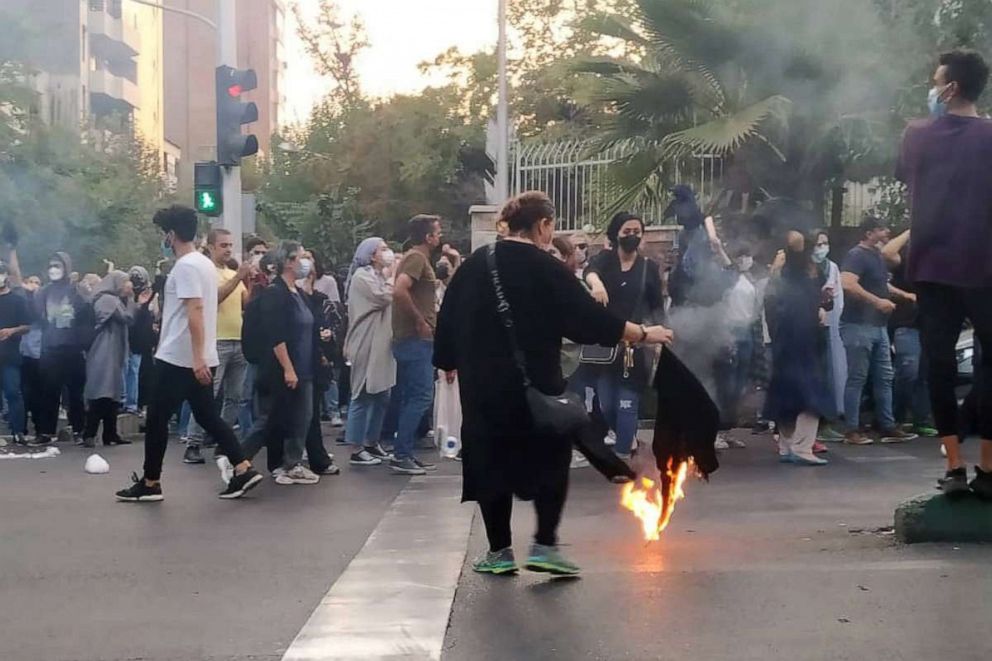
[84,398,119,444]
[37,347,86,435]
[143,360,245,481]
[20,357,43,435]
[478,477,570,552]
[245,381,333,472]
[917,283,992,440]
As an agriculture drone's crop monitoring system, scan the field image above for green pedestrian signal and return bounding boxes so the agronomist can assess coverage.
[194,162,223,217]
[195,190,219,214]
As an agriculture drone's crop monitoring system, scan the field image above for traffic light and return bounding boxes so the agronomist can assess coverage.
[215,65,259,165]
[194,162,223,217]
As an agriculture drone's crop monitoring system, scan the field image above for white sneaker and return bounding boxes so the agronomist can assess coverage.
[570,451,590,469]
[331,416,344,427]
[714,436,730,451]
[216,456,234,485]
[604,431,617,446]
[275,465,320,485]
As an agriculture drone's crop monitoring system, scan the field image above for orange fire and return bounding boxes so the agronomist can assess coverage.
[620,458,692,541]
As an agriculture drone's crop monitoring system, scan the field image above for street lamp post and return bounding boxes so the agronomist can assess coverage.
[495,0,509,205]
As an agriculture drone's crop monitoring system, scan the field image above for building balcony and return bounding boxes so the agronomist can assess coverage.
[88,7,139,62]
[89,67,140,112]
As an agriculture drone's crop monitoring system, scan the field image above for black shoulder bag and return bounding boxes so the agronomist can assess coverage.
[579,257,648,365]
[486,245,589,438]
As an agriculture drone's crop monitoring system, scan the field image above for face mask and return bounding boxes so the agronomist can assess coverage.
[812,245,830,263]
[381,249,396,267]
[738,256,754,272]
[618,235,642,253]
[250,254,263,268]
[298,258,313,279]
[0,275,7,289]
[48,266,64,282]
[161,236,175,260]
[928,84,949,118]
[435,261,451,281]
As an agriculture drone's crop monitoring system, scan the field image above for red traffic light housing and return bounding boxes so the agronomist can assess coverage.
[215,65,259,165]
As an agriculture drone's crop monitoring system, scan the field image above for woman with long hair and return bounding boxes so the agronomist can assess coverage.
[435,192,673,576]
[765,230,834,465]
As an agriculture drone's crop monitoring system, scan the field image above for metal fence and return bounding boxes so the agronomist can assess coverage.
[510,139,723,232]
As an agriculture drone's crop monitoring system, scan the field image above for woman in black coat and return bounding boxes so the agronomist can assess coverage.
[434,191,673,576]
[765,230,834,466]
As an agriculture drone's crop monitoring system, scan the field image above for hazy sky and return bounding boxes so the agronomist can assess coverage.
[284,0,499,125]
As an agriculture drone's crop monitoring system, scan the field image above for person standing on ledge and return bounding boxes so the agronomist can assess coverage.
[896,49,992,498]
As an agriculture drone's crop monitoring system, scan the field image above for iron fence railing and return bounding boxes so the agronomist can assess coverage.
[510,139,723,231]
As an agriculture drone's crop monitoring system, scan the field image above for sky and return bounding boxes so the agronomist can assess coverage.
[284,0,499,125]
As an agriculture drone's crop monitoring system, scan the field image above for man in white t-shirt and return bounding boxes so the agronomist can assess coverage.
[116,205,263,502]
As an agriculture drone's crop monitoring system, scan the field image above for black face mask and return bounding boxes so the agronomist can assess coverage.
[435,262,451,281]
[618,235,642,253]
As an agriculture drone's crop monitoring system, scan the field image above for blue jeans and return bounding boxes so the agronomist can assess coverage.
[239,363,255,433]
[893,327,932,427]
[122,353,141,411]
[323,375,340,417]
[841,323,895,432]
[345,388,391,447]
[178,400,192,437]
[392,338,434,460]
[595,372,641,455]
[1,364,26,435]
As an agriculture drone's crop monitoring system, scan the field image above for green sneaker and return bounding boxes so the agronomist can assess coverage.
[525,544,581,576]
[816,427,845,443]
[913,425,939,438]
[472,547,518,575]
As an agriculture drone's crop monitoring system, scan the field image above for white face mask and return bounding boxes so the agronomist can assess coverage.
[0,275,8,289]
[737,256,754,272]
[48,266,64,282]
[812,245,830,263]
[250,254,263,268]
[381,249,396,267]
[298,258,313,279]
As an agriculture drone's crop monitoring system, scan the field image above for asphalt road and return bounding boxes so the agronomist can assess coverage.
[3,429,991,661]
[443,433,992,661]
[0,433,413,661]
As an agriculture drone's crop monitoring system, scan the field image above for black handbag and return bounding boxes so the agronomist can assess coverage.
[486,245,589,438]
[578,256,648,365]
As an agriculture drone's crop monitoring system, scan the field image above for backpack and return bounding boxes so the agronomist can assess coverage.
[241,292,266,365]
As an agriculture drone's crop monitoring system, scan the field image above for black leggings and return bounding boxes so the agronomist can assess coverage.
[917,283,992,440]
[84,398,120,444]
[478,479,569,552]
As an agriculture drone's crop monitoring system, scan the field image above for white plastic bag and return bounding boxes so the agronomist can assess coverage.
[434,375,463,459]
[84,454,110,474]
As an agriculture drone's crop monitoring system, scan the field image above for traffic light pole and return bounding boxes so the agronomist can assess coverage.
[217,0,242,250]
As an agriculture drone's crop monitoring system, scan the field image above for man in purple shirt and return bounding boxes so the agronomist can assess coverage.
[896,49,992,498]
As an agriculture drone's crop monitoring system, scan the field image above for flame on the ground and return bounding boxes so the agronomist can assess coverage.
[620,458,692,541]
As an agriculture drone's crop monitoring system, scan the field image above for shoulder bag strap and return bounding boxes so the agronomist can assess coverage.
[485,244,532,387]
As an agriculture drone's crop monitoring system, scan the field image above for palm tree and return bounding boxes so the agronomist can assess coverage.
[573,0,891,217]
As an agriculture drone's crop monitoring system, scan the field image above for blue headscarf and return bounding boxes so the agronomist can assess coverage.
[345,236,384,300]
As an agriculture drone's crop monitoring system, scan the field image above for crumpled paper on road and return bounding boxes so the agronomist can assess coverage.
[0,446,61,460]
[84,454,110,474]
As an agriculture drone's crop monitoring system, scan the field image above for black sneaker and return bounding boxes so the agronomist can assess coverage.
[389,457,426,475]
[970,466,992,500]
[940,467,970,497]
[12,434,27,446]
[364,443,392,461]
[413,458,437,472]
[82,437,96,448]
[28,435,53,447]
[350,449,382,466]
[57,428,72,444]
[219,468,264,499]
[116,473,164,502]
[183,444,205,464]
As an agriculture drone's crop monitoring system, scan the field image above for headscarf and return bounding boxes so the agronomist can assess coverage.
[606,211,644,246]
[94,270,129,300]
[664,185,704,230]
[128,265,150,293]
[345,237,384,298]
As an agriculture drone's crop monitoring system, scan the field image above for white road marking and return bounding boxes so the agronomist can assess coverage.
[282,475,473,661]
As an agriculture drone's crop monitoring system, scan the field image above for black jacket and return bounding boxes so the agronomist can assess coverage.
[255,277,322,394]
